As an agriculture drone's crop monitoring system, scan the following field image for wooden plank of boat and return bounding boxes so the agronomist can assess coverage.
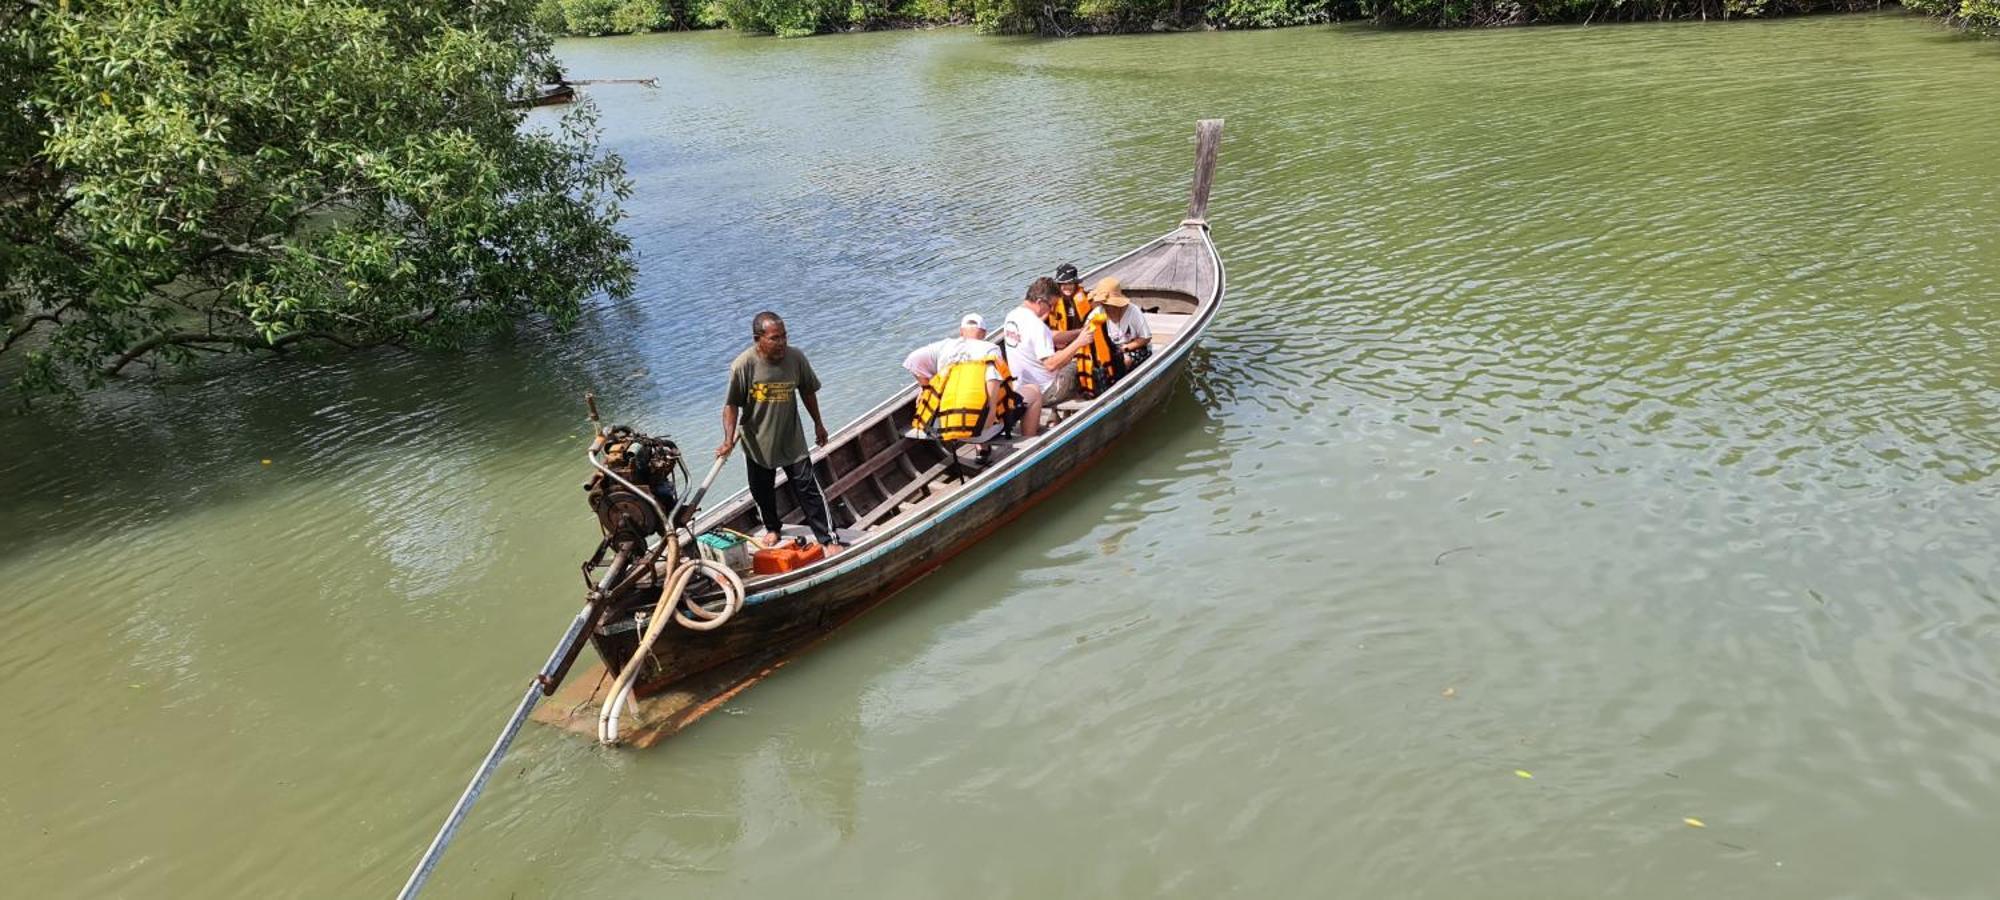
[534,119,1227,746]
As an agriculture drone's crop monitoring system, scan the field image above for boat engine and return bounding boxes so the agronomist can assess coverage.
[586,426,687,552]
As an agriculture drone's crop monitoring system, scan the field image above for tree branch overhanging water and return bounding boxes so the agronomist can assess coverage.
[0,0,637,403]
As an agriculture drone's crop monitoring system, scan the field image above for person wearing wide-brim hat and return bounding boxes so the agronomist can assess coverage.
[1092,277,1152,367]
[1046,262,1093,333]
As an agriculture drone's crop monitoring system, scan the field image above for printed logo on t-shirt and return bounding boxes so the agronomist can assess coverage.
[1003,325,1021,347]
[749,381,795,404]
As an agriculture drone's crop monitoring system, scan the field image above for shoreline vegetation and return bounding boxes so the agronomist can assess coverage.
[537,0,1996,39]
[1,0,635,402]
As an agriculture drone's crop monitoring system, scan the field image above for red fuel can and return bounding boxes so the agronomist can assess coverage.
[752,540,825,575]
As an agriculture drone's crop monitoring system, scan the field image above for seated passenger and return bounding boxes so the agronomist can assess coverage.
[905,313,1014,444]
[1003,278,1094,437]
[1047,263,1092,332]
[1072,298,1119,400]
[1093,277,1152,368]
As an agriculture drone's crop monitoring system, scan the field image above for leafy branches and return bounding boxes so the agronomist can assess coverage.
[1,0,635,400]
[1905,0,2000,32]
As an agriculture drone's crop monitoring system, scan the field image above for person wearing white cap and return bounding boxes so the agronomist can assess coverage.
[903,312,1012,443]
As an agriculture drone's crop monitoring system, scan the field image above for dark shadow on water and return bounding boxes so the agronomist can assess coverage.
[0,321,679,566]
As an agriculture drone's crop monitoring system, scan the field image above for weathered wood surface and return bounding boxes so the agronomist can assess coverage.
[1186,118,1224,223]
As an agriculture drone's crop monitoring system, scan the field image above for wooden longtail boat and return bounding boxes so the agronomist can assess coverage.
[513,82,576,108]
[535,120,1225,747]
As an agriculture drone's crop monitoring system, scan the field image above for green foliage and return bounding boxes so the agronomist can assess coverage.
[907,0,976,22]
[533,0,568,32]
[971,0,1049,32]
[1970,0,2000,30]
[968,0,1334,32]
[1907,0,2000,32]
[1350,0,1880,26]
[0,0,634,399]
[706,0,760,30]
[612,0,668,30]
[683,0,1902,33]
[1202,0,1338,27]
[707,0,853,34]
[851,0,951,26]
[532,0,710,33]
[1075,0,1166,29]
[539,0,1996,35]
[562,0,622,33]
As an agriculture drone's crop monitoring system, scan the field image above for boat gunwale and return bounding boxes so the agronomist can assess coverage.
[687,222,1225,606]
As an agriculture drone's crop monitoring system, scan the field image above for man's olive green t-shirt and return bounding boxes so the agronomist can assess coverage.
[726,346,821,467]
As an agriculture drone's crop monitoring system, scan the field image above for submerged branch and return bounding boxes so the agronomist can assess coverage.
[2,313,60,355]
[100,328,363,377]
[2,298,84,355]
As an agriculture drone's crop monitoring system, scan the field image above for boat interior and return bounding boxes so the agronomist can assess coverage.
[697,270,1213,576]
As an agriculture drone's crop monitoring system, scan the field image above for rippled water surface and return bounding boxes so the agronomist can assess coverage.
[4,13,1998,899]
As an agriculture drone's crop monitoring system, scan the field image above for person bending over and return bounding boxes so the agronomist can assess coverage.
[904,312,1014,444]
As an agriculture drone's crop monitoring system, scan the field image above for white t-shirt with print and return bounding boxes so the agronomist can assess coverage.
[903,337,1002,383]
[1002,306,1057,389]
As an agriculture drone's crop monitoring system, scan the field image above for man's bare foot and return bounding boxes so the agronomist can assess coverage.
[822,543,847,557]
[758,530,781,548]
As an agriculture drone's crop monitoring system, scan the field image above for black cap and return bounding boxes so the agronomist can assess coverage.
[1054,263,1080,284]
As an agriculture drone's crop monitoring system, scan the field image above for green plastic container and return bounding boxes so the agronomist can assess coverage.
[696,530,753,574]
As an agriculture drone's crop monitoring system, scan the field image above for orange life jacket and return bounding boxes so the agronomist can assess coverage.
[1045,288,1092,333]
[1073,310,1123,399]
[913,354,1017,442]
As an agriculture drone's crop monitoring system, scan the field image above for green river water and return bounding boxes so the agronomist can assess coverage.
[3,12,1998,898]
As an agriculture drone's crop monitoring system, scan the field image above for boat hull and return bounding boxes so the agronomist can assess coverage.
[535,119,1226,746]
[533,343,1192,746]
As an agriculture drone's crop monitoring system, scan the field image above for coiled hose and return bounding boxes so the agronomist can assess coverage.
[598,537,746,745]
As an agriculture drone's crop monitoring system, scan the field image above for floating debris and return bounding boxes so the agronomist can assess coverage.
[1684,817,1706,828]
[1434,545,1474,565]
[1515,769,1534,780]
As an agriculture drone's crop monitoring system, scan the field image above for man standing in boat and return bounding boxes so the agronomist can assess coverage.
[717,311,843,554]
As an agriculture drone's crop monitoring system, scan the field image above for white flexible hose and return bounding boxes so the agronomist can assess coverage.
[597,539,745,745]
[670,558,744,630]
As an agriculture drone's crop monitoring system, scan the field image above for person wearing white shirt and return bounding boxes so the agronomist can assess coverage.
[903,313,1009,441]
[1002,277,1092,437]
[1093,277,1153,367]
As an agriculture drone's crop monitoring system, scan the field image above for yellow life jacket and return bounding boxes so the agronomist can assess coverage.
[1073,310,1123,399]
[913,355,1017,442]
[1046,288,1093,333]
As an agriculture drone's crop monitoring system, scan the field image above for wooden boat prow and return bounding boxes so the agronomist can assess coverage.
[535,121,1226,747]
